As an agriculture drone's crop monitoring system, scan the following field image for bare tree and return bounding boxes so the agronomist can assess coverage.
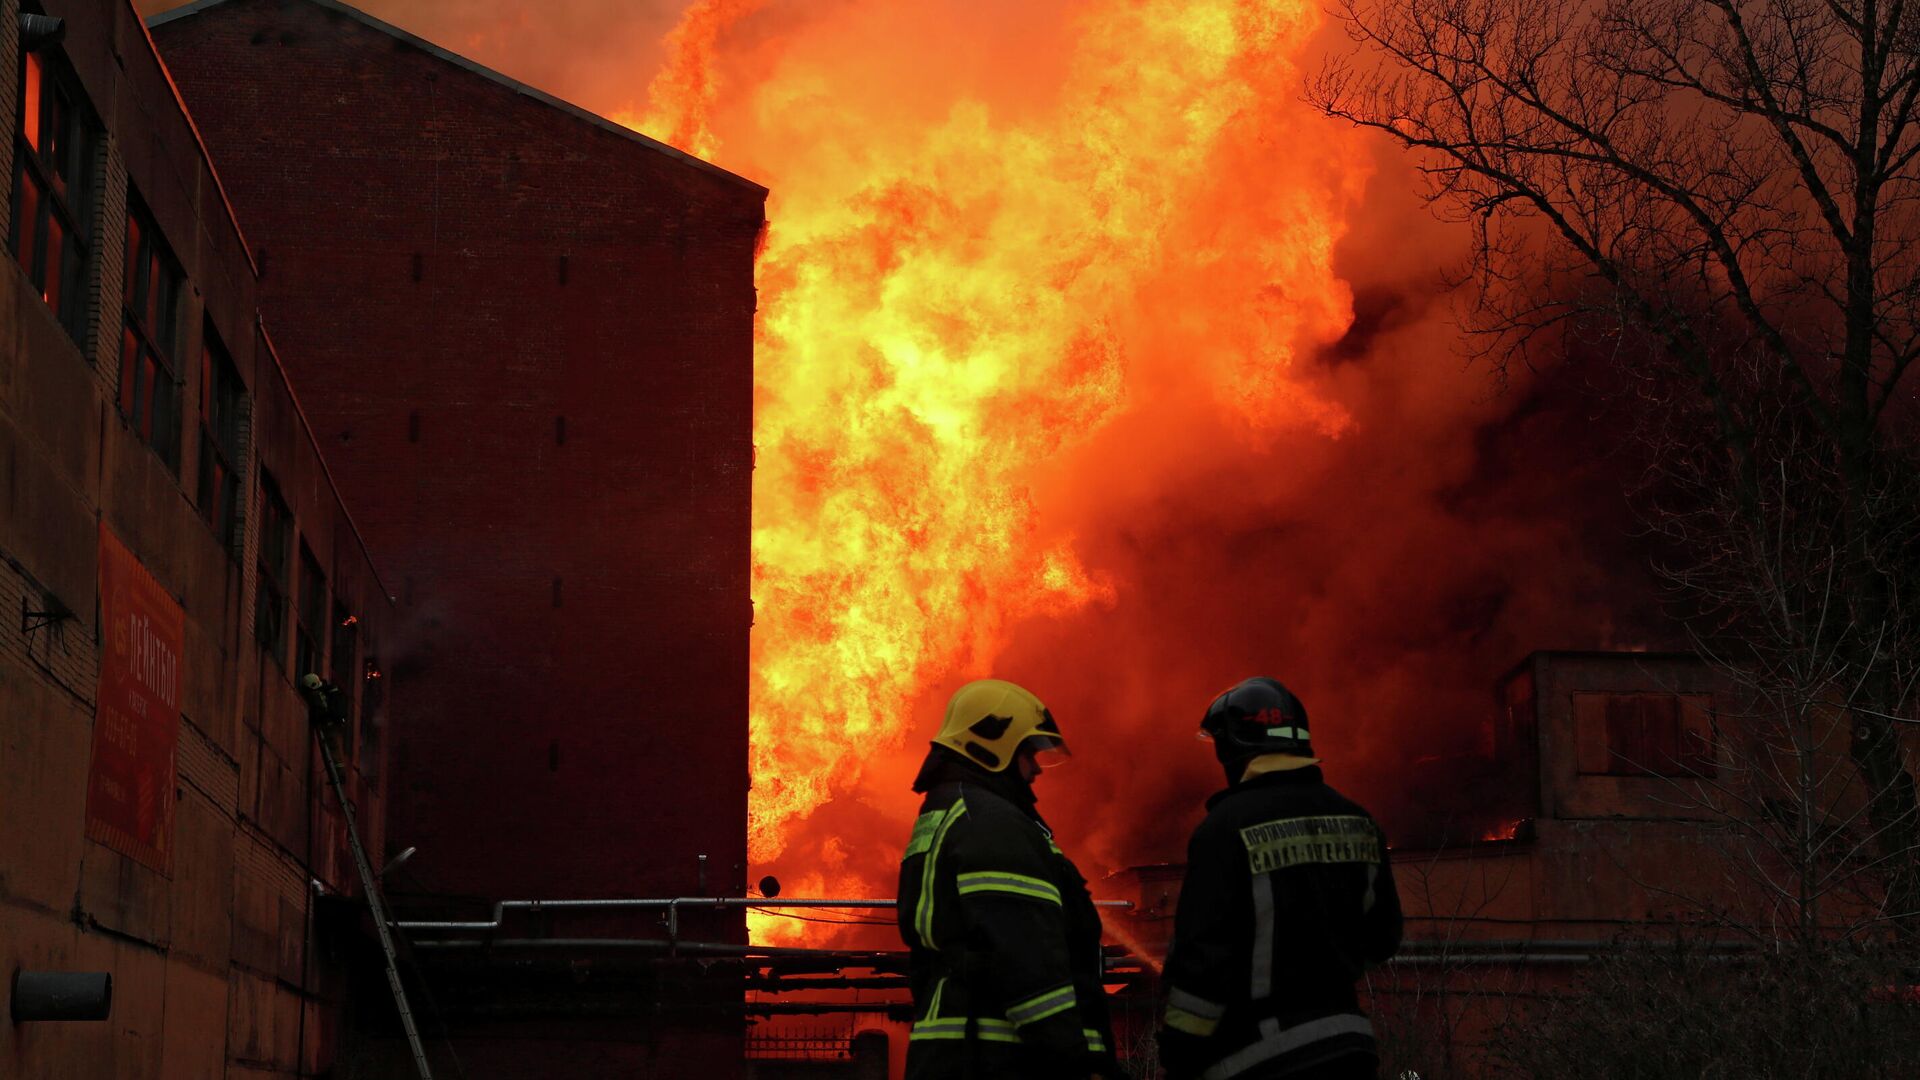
[1365,848,1536,1079]
[1485,932,1920,1078]
[1310,0,1920,931]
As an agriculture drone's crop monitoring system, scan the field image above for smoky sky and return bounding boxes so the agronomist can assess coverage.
[142,0,1677,920]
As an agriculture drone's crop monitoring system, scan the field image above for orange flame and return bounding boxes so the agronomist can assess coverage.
[631,0,1365,941]
[1478,819,1526,843]
[632,0,760,160]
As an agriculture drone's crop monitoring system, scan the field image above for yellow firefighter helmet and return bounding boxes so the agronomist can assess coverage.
[933,678,1071,772]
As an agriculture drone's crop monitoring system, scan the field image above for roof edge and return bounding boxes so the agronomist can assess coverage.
[147,0,768,198]
[129,0,260,278]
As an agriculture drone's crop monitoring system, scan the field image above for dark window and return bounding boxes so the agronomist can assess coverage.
[295,543,326,680]
[359,656,384,780]
[329,601,358,735]
[255,471,292,663]
[1577,693,1716,777]
[8,47,95,343]
[9,44,96,340]
[196,328,246,555]
[118,198,185,471]
[1494,667,1542,817]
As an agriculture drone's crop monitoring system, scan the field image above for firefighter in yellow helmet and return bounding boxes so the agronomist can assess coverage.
[896,679,1118,1079]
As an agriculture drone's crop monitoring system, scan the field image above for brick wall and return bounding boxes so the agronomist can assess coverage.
[153,0,762,908]
[0,0,16,221]
[1,553,99,705]
[152,3,764,1072]
[0,2,399,1076]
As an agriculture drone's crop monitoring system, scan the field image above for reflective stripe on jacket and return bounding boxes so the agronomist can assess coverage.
[1159,765,1402,1080]
[898,778,1114,1080]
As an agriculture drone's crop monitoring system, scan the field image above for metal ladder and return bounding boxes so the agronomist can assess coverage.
[303,675,435,1080]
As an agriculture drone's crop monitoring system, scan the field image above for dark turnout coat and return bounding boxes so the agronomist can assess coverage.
[1159,765,1402,1080]
[896,752,1116,1080]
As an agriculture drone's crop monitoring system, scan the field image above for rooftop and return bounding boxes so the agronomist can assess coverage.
[148,0,767,197]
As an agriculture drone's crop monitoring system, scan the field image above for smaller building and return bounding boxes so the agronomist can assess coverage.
[1,2,398,1075]
[1107,651,1898,1072]
[1113,652,1760,949]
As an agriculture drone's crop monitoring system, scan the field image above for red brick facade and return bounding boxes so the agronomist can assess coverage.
[1,1,396,1074]
[152,0,761,901]
[151,0,763,1073]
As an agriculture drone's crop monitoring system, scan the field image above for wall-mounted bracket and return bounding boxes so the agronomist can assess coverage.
[20,591,75,636]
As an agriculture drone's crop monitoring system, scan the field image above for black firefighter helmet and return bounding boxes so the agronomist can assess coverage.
[1200,676,1317,770]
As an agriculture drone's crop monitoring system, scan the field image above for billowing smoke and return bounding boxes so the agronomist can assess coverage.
[144,0,1670,938]
[617,0,1672,936]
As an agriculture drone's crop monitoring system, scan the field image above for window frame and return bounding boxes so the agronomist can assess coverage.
[294,541,327,681]
[118,195,186,472]
[1575,692,1718,779]
[329,600,359,748]
[359,655,384,781]
[7,44,96,344]
[254,470,292,666]
[196,326,246,557]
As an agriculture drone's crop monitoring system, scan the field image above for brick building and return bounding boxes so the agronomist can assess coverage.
[148,0,765,1073]
[1114,653,1768,952]
[1108,651,1909,1073]
[1,1,397,1075]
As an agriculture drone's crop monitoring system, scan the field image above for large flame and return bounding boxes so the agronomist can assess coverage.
[131,0,1657,948]
[632,0,1364,941]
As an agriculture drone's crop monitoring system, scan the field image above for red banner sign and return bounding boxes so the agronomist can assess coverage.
[85,525,184,873]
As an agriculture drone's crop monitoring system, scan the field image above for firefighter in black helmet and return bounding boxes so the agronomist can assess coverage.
[1158,677,1402,1080]
[897,679,1118,1080]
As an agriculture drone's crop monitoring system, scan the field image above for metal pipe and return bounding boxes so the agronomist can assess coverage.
[10,972,112,1022]
[1395,938,1753,953]
[397,896,1132,933]
[1387,954,1593,966]
[748,1002,913,1016]
[17,14,65,51]
[408,937,906,961]
[752,977,911,992]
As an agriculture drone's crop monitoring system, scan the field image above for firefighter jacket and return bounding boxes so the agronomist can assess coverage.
[897,750,1117,1080]
[1159,764,1402,1080]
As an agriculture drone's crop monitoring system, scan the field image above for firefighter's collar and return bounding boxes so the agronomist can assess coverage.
[1240,753,1321,780]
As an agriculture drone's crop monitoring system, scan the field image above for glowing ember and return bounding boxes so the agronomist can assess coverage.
[634,0,1363,941]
